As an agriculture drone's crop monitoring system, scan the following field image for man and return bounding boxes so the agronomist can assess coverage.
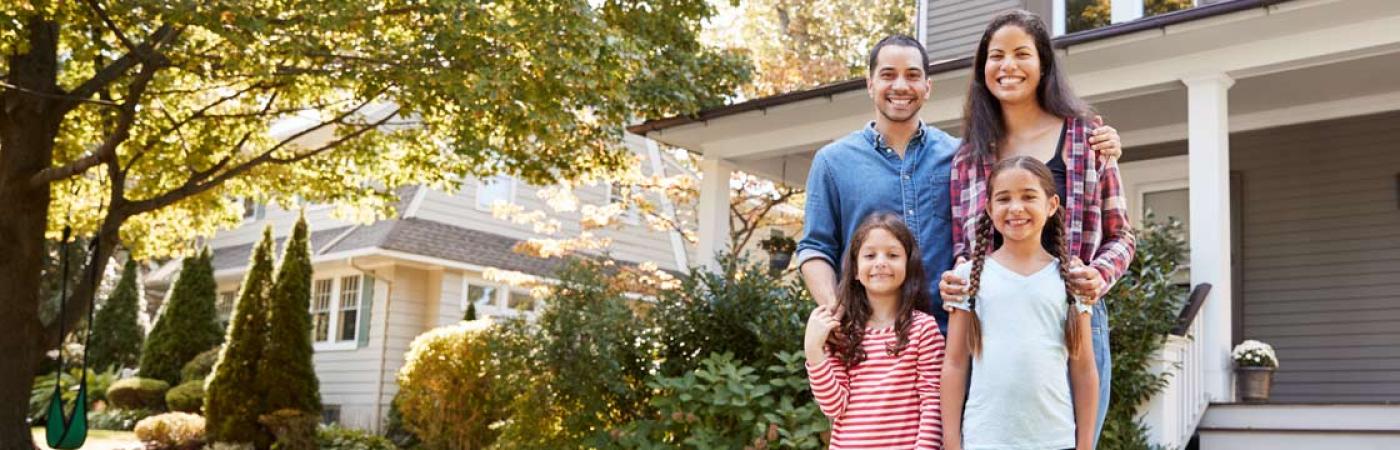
[797,35,1120,332]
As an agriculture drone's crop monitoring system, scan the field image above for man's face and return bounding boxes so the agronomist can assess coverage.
[867,45,931,124]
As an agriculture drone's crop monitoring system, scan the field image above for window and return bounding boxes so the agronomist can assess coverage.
[321,405,341,425]
[241,198,266,222]
[462,282,497,313]
[508,291,536,312]
[475,176,515,211]
[216,291,236,328]
[310,275,362,348]
[1141,186,1190,283]
[1058,0,1196,35]
[338,276,361,342]
[608,183,640,224]
[312,279,333,342]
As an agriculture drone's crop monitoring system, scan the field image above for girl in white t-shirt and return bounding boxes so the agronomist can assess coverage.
[941,156,1098,450]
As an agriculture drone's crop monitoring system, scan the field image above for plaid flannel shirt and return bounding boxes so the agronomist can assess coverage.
[950,117,1136,298]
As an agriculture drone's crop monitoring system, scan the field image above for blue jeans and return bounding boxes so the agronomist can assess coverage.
[1090,301,1112,449]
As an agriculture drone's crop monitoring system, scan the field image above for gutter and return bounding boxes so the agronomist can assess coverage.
[626,0,1294,136]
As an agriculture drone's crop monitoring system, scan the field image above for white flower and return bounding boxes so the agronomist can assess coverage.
[1231,339,1278,368]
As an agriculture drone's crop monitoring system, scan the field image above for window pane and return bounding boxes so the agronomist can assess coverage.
[314,312,330,342]
[1145,0,1194,17]
[1143,188,1190,241]
[311,280,334,342]
[508,291,535,311]
[1067,0,1111,34]
[467,284,495,307]
[339,310,358,342]
[476,176,512,210]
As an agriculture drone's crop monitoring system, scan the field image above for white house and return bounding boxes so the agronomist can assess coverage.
[146,131,693,432]
[630,0,1400,448]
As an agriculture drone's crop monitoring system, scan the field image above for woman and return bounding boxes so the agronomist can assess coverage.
[939,9,1136,448]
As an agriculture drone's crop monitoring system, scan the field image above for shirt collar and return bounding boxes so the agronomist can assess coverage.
[864,120,927,153]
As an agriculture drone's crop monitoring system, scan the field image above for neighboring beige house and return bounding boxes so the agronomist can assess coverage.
[148,132,693,432]
[632,0,1400,448]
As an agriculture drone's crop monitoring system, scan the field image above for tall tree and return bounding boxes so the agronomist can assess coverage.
[257,216,321,415]
[0,1,747,446]
[204,227,276,448]
[86,257,143,371]
[140,247,222,385]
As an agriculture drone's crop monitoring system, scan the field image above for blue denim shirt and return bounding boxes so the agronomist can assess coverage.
[796,122,960,331]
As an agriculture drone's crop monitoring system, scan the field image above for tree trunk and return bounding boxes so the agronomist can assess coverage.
[0,17,59,450]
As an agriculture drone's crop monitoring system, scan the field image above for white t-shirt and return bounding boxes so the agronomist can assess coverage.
[948,258,1090,450]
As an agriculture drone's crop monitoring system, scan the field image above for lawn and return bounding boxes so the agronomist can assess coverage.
[30,428,140,450]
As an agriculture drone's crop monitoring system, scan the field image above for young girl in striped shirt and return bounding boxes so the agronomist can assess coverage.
[941,156,1098,450]
[805,212,946,450]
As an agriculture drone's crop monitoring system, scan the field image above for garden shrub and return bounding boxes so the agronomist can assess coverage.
[165,380,205,413]
[89,408,159,431]
[1100,217,1189,450]
[141,248,224,385]
[395,319,511,450]
[28,366,119,422]
[258,408,320,450]
[318,424,398,450]
[134,412,206,450]
[106,377,171,410]
[180,347,221,383]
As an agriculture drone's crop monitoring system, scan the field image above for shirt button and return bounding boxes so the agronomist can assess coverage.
[907,209,914,215]
[903,174,910,180]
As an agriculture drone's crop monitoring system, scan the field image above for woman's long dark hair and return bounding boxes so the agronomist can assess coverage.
[832,212,933,368]
[963,156,1084,358]
[962,9,1092,159]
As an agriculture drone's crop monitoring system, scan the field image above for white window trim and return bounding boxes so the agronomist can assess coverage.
[459,276,505,318]
[475,176,517,212]
[607,182,641,225]
[312,272,364,352]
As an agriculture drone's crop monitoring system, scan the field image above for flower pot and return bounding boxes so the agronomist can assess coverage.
[1236,366,1275,403]
[768,252,793,276]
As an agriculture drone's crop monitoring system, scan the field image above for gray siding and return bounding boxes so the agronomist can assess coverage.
[1232,111,1400,403]
[924,0,1023,62]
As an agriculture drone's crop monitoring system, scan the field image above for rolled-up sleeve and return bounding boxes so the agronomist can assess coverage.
[797,151,841,269]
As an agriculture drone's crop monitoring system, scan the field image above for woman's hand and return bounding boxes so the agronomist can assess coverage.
[1067,258,1106,304]
[1089,115,1122,162]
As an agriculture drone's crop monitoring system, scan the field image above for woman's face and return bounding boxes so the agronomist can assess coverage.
[983,25,1043,107]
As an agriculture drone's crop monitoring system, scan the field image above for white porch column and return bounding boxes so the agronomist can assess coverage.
[696,156,733,272]
[1110,0,1145,24]
[1184,73,1235,403]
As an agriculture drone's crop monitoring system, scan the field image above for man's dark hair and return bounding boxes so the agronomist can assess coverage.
[867,34,930,75]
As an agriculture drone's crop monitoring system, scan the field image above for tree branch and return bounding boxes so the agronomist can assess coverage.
[81,0,138,52]
[30,60,162,188]
[61,24,178,114]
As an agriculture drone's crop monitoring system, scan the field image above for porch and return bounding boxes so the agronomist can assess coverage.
[631,0,1400,448]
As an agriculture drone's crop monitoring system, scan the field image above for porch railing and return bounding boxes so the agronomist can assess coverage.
[1142,283,1213,449]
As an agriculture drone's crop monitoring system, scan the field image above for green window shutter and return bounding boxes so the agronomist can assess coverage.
[357,275,375,348]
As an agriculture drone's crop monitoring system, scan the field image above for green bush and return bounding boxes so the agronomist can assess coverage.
[88,258,146,371]
[89,408,159,431]
[258,408,320,450]
[28,366,119,422]
[1100,216,1189,450]
[395,319,511,450]
[490,259,655,448]
[650,255,814,377]
[142,248,225,385]
[613,352,828,449]
[180,347,221,383]
[107,377,171,411]
[318,424,398,450]
[134,412,206,450]
[165,381,205,413]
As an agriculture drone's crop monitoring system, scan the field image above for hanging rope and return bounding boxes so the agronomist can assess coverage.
[46,178,107,449]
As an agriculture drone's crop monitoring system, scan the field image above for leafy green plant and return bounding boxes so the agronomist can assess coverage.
[612,351,827,449]
[165,381,205,414]
[106,377,171,411]
[28,366,119,422]
[318,424,398,450]
[1100,216,1189,450]
[89,408,159,431]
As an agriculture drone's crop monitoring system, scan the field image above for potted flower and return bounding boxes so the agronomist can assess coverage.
[758,231,797,276]
[1232,339,1279,402]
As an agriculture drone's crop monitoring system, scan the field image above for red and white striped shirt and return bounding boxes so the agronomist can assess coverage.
[807,311,945,449]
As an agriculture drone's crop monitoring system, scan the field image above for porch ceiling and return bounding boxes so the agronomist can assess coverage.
[641,0,1400,181]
